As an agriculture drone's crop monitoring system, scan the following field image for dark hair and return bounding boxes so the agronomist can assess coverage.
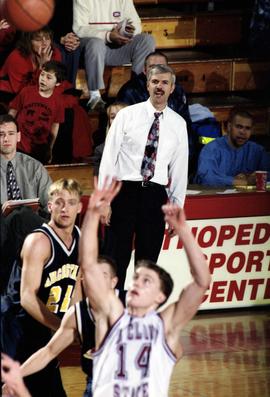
[144,51,168,67]
[42,61,67,83]
[135,259,174,306]
[97,255,118,277]
[228,107,253,124]
[16,26,54,57]
[0,114,19,130]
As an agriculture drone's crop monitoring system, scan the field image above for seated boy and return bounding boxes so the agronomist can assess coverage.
[8,61,65,164]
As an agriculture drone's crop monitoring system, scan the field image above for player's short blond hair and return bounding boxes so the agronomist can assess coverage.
[48,178,83,200]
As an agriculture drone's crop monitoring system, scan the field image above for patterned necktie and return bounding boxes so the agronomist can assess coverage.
[6,161,22,200]
[141,112,162,181]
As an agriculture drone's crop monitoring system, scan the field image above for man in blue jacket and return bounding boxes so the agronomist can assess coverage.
[194,107,270,187]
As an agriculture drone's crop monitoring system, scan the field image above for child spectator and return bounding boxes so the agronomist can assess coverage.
[8,61,65,164]
[91,102,128,176]
[0,26,62,98]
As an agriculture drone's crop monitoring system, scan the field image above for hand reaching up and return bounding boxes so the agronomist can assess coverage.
[162,203,187,237]
[88,176,122,219]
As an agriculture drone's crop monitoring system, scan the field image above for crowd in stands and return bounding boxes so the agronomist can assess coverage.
[1,1,270,395]
[1,0,269,174]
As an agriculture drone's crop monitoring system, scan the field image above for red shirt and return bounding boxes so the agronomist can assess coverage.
[10,85,65,155]
[0,47,62,94]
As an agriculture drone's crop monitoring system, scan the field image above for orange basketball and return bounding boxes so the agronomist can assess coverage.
[1,0,55,32]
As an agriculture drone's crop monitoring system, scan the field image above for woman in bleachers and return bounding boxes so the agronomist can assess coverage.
[0,26,62,98]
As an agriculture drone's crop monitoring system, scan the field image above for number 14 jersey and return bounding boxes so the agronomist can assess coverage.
[92,309,176,397]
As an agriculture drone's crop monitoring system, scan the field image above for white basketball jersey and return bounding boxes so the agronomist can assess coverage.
[92,309,176,397]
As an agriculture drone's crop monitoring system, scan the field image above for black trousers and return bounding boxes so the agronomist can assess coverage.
[103,181,168,289]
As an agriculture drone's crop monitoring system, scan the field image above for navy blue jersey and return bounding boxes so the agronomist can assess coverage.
[4,223,80,319]
[35,223,80,318]
[75,298,96,375]
[1,223,80,362]
[1,223,80,397]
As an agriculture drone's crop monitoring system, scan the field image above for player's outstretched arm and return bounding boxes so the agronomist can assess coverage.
[20,305,77,378]
[161,204,211,350]
[79,177,122,313]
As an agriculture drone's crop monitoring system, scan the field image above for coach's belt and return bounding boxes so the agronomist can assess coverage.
[123,180,162,188]
[141,180,157,187]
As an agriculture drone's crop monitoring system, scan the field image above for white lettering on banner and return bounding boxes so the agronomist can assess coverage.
[125,216,270,310]
[162,222,270,250]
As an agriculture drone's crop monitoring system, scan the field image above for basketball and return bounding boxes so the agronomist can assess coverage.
[1,0,55,32]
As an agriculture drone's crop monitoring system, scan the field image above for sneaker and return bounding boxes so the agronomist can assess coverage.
[87,96,106,112]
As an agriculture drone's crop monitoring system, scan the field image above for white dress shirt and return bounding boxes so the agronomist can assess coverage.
[73,0,142,40]
[99,99,189,207]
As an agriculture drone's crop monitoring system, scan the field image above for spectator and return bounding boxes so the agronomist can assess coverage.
[73,0,155,110]
[99,64,188,289]
[1,178,83,397]
[0,114,52,211]
[0,26,62,99]
[194,107,270,186]
[0,114,52,293]
[188,103,221,180]
[92,101,128,176]
[49,0,81,85]
[9,61,66,164]
[117,50,191,123]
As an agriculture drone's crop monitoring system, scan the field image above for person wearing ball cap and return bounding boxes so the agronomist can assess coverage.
[72,0,155,111]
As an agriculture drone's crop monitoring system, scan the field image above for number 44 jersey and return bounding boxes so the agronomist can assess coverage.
[92,309,177,397]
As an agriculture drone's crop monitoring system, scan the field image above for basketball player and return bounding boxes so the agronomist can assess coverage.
[7,257,124,397]
[1,178,83,397]
[79,178,211,396]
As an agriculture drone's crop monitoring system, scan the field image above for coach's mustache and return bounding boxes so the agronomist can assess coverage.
[154,88,165,95]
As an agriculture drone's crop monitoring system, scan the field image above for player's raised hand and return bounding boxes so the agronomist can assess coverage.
[88,176,122,215]
[162,203,187,237]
